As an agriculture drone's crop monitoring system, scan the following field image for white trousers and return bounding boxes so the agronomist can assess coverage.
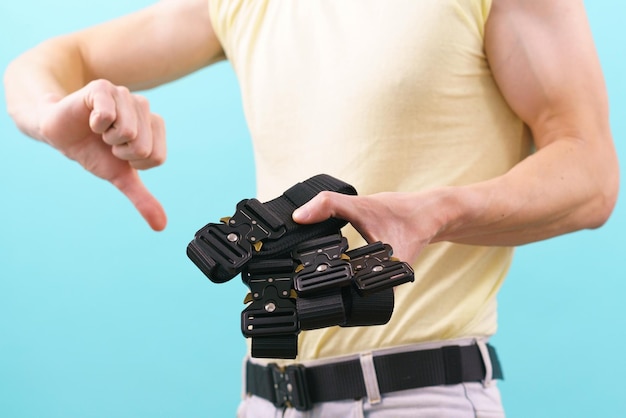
[237,382,505,418]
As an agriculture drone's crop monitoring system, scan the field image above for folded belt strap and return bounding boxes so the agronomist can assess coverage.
[246,343,503,408]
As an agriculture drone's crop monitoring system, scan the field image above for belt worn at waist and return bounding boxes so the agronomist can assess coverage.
[245,343,503,411]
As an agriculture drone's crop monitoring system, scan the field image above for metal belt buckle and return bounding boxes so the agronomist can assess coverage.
[225,198,287,250]
[187,198,287,283]
[241,260,298,338]
[241,260,299,359]
[292,234,352,295]
[346,242,415,295]
[270,363,312,411]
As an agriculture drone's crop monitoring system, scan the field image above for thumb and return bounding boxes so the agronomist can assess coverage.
[292,191,355,225]
[111,170,167,231]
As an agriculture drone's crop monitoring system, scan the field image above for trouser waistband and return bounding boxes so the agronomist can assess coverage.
[245,342,504,411]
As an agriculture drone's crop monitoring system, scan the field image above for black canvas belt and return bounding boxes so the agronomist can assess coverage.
[187,174,358,283]
[245,343,503,411]
[187,174,416,360]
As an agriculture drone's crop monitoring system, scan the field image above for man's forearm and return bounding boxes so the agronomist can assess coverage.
[433,135,619,247]
[4,37,87,140]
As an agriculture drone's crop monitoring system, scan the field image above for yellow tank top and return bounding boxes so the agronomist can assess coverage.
[209,0,531,361]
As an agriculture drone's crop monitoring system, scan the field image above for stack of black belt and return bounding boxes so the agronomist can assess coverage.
[246,343,503,411]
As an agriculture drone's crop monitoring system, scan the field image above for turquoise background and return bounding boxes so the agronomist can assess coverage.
[0,1,623,417]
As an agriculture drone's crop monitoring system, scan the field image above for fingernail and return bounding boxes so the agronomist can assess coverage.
[292,207,308,222]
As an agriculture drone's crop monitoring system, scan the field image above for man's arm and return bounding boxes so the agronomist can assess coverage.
[4,0,224,230]
[293,0,619,263]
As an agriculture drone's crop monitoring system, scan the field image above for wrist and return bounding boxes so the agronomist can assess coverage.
[7,92,64,143]
[36,93,65,143]
[428,185,487,244]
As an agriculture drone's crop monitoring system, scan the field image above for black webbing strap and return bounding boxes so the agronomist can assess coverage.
[246,343,503,409]
[258,174,357,256]
[341,287,394,327]
[187,174,357,283]
[283,174,356,208]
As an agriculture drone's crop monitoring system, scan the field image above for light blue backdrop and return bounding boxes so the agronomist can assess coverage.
[0,1,623,417]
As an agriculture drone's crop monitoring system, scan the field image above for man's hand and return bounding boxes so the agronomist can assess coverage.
[4,0,224,231]
[292,190,453,265]
[39,79,167,230]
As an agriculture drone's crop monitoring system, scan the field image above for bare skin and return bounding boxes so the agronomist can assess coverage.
[4,0,619,262]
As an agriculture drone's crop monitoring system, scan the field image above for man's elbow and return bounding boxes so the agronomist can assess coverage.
[587,162,620,229]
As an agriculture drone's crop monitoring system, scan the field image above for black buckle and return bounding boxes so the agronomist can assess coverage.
[241,260,299,359]
[346,242,415,295]
[270,363,312,411]
[292,234,352,295]
[241,260,298,338]
[187,199,287,283]
[227,198,287,247]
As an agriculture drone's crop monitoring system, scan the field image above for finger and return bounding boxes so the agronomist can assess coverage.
[111,96,159,162]
[87,84,118,134]
[101,87,140,146]
[292,191,359,224]
[111,169,168,231]
[293,192,379,244]
[130,114,167,170]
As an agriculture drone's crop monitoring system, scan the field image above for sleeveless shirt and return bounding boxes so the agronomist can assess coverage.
[208,0,531,361]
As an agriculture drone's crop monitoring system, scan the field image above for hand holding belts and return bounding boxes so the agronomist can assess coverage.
[187,174,415,358]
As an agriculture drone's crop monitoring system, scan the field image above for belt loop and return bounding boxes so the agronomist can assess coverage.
[242,357,249,400]
[476,339,493,388]
[359,352,381,405]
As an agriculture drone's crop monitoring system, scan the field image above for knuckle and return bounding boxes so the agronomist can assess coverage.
[317,191,334,207]
[151,148,167,166]
[131,142,153,159]
[134,94,150,109]
[115,85,131,97]
[110,145,126,160]
[88,78,113,91]
[152,113,164,126]
[116,125,138,141]
[95,108,116,124]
